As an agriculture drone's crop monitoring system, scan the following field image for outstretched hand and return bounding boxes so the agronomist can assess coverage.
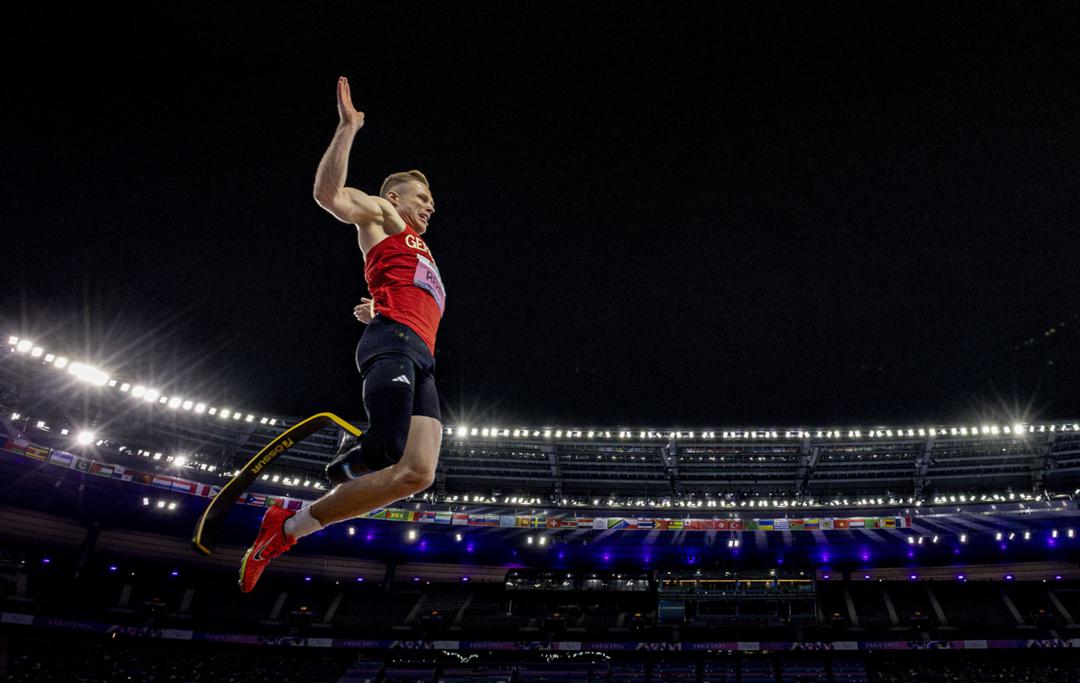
[337,77,365,129]
[353,297,375,324]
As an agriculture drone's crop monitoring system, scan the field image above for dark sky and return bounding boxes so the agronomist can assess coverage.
[3,1,1079,428]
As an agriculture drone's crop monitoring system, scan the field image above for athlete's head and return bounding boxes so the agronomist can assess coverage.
[380,170,434,234]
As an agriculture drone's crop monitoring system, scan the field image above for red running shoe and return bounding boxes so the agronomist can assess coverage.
[238,505,296,593]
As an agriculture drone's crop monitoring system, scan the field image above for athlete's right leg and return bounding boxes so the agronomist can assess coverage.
[325,353,416,484]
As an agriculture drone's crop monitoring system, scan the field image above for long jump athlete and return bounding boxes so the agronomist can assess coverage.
[239,76,446,592]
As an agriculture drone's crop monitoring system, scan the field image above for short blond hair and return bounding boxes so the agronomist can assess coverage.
[380,170,430,198]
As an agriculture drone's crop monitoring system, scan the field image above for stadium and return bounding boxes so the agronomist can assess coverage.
[3,334,1080,682]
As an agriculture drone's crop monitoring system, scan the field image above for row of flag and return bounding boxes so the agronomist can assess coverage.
[2,436,910,531]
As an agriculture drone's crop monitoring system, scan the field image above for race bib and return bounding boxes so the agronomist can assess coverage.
[413,254,446,312]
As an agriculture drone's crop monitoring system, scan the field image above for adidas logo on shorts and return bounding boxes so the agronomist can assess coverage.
[392,375,411,385]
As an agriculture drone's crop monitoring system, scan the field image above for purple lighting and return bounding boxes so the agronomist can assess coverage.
[466,543,475,553]
[863,574,871,580]
[1055,575,1063,581]
[170,570,179,577]
[822,574,831,580]
[365,533,374,542]
[461,576,470,582]
[1004,574,1014,581]
[108,565,117,572]
[602,553,611,562]
[909,574,918,580]
[355,577,364,582]
[41,558,51,565]
[304,576,311,582]
[956,574,966,581]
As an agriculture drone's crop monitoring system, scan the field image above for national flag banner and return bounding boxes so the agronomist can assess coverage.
[865,518,881,529]
[118,468,135,482]
[530,517,545,528]
[848,519,865,529]
[834,519,851,529]
[247,493,267,506]
[90,462,114,476]
[546,518,561,528]
[820,519,834,530]
[474,514,500,527]
[730,520,745,531]
[48,451,76,468]
[636,519,656,530]
[716,520,730,531]
[452,513,469,526]
[24,445,50,462]
[903,516,912,528]
[757,520,774,531]
[419,511,437,523]
[881,518,897,529]
[608,518,630,530]
[75,459,91,473]
[499,516,517,528]
[669,520,684,531]
[171,480,198,495]
[367,509,389,520]
[561,519,578,529]
[196,484,214,497]
[804,519,820,530]
[576,518,594,528]
[1,438,30,456]
[773,519,790,530]
[434,511,453,525]
[685,520,703,531]
[387,509,411,522]
[515,517,533,527]
[151,474,173,488]
[266,496,286,509]
[790,519,805,530]
[743,520,759,531]
[593,518,608,530]
[285,499,303,511]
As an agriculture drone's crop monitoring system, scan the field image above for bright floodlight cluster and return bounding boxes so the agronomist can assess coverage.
[7,336,278,427]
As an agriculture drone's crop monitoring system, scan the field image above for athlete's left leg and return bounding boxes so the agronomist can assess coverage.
[309,415,442,527]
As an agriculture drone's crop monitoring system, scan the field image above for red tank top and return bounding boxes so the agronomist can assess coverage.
[364,225,445,354]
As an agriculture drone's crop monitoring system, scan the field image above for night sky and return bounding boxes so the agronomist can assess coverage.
[3,2,1079,429]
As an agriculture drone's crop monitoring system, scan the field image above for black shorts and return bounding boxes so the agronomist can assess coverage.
[355,314,441,422]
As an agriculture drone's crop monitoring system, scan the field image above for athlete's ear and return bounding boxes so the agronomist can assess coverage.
[384,191,399,206]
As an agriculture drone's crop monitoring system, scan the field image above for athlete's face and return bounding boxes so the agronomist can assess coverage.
[388,181,435,234]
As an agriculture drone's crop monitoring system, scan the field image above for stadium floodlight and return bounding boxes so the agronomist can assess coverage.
[129,384,144,396]
[1023,531,1031,540]
[156,500,166,509]
[456,426,467,437]
[182,401,193,410]
[168,397,182,409]
[1052,529,1058,538]
[219,409,231,419]
[30,346,43,358]
[168,502,177,511]
[269,418,277,426]
[245,414,254,422]
[538,536,548,546]
[526,536,534,545]
[142,498,149,506]
[233,412,242,420]
[1069,529,1075,539]
[960,534,967,543]
[76,431,95,445]
[144,388,160,402]
[259,417,268,424]
[53,355,69,369]
[195,403,206,413]
[7,336,18,345]
[16,340,33,353]
[932,536,939,544]
[173,455,187,467]
[407,529,417,540]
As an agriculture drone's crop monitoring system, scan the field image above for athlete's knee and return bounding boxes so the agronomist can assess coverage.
[392,461,436,495]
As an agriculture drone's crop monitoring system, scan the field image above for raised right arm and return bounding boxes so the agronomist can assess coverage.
[313,77,388,227]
